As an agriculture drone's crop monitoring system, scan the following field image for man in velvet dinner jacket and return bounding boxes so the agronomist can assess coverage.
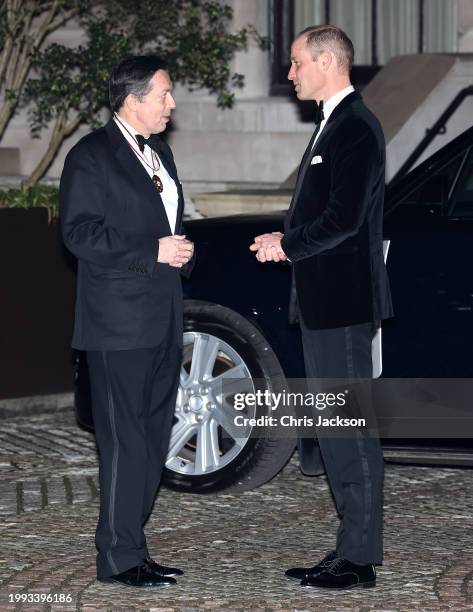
[60,56,193,588]
[250,26,393,590]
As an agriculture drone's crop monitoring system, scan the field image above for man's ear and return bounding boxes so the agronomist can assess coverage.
[319,51,333,72]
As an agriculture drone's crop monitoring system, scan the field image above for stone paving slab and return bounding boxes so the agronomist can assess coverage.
[0,410,472,610]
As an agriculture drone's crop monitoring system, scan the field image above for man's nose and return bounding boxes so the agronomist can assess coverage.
[168,93,176,109]
[288,66,295,81]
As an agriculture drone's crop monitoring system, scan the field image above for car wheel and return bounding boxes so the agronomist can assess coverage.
[162,300,296,493]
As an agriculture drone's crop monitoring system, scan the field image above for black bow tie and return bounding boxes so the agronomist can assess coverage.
[315,100,325,124]
[135,134,151,152]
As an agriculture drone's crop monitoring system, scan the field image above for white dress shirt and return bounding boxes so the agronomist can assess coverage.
[114,115,179,234]
[311,84,355,151]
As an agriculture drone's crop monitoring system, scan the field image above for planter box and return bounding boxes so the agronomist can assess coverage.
[0,208,76,399]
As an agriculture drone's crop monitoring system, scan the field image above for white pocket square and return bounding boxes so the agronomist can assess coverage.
[311,155,323,165]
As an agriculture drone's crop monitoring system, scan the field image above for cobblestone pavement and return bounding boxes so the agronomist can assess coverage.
[0,409,472,611]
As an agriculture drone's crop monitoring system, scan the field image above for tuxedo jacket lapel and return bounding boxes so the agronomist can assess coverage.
[105,120,173,235]
[285,91,362,230]
[151,135,185,233]
[311,91,361,155]
[284,124,322,230]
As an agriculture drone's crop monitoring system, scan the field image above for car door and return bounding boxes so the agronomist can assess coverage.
[383,145,473,377]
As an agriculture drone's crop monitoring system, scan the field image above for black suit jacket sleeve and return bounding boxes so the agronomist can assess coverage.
[281,120,381,262]
[60,141,158,276]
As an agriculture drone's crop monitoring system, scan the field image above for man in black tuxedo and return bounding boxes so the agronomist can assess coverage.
[250,26,393,589]
[60,56,193,588]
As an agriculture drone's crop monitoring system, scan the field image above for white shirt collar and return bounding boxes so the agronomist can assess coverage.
[321,85,355,121]
[113,115,179,234]
[114,114,146,143]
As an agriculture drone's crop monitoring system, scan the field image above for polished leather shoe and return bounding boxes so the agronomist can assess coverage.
[300,558,376,589]
[145,557,184,577]
[98,564,176,588]
[285,550,337,581]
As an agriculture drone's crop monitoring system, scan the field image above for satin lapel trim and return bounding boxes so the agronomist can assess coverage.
[109,127,172,235]
[286,91,361,228]
[311,91,360,156]
[153,137,184,234]
[175,181,184,234]
[310,119,337,156]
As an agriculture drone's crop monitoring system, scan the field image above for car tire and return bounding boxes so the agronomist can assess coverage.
[162,300,296,493]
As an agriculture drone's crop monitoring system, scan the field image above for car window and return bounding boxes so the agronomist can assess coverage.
[449,148,473,218]
[397,153,464,214]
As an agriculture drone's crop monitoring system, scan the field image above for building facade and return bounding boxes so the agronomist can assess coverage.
[1,0,472,215]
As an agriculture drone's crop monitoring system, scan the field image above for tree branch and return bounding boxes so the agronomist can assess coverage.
[0,96,14,135]
[46,6,78,35]
[0,0,20,83]
[0,34,14,84]
[4,39,20,89]
[1,1,34,86]
[64,113,82,137]
[0,1,77,138]
[30,0,61,52]
[12,0,25,13]
[9,0,33,35]
[23,109,82,188]
[6,7,34,89]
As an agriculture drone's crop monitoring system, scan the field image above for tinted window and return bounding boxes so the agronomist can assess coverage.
[449,148,473,218]
[398,153,464,214]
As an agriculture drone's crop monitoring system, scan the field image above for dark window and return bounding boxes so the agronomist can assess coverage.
[270,0,295,96]
[397,153,465,216]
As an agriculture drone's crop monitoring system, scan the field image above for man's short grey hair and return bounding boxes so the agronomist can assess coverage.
[297,25,354,73]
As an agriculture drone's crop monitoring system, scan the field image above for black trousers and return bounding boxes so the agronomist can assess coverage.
[300,317,384,565]
[86,322,181,579]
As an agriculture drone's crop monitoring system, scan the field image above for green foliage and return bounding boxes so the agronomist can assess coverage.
[21,0,270,139]
[106,0,270,108]
[0,1,93,108]
[23,20,130,136]
[12,0,269,187]
[0,184,59,219]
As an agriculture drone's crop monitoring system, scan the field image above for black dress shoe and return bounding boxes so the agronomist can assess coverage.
[145,557,184,577]
[300,558,376,590]
[98,564,176,588]
[285,550,337,581]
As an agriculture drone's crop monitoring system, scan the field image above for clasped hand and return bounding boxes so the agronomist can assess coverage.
[158,235,194,268]
[249,232,287,263]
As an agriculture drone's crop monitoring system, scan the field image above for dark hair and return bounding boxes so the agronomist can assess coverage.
[297,25,354,72]
[109,55,168,113]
